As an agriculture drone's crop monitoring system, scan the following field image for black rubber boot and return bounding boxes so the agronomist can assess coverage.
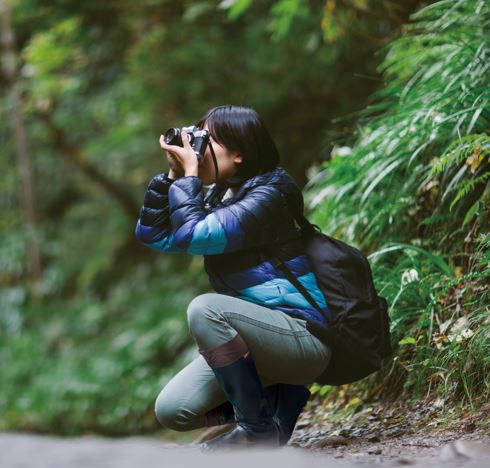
[265,384,310,445]
[203,383,310,447]
[200,354,280,451]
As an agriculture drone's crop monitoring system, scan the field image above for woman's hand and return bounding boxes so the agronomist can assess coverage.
[166,153,184,180]
[159,131,199,178]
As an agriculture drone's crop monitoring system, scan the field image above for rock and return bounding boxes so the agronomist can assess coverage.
[396,457,415,465]
[311,436,356,449]
[305,437,322,448]
[368,447,382,455]
[351,428,366,437]
[459,420,476,433]
[294,420,309,429]
[382,425,406,438]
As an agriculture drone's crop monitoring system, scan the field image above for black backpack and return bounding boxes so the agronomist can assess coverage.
[267,217,392,386]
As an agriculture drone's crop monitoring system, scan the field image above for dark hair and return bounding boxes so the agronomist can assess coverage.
[197,105,280,186]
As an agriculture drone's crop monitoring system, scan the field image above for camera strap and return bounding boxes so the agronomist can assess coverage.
[202,141,223,209]
[208,141,220,187]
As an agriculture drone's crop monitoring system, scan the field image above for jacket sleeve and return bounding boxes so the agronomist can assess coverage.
[134,173,186,253]
[135,175,290,255]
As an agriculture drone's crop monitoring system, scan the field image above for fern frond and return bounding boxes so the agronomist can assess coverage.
[430,134,490,175]
[449,172,490,210]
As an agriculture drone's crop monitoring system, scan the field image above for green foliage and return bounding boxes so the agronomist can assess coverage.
[22,17,85,101]
[2,0,486,436]
[0,260,208,434]
[221,0,411,43]
[430,134,490,211]
[6,0,419,435]
[268,0,309,40]
[220,0,254,20]
[307,0,490,404]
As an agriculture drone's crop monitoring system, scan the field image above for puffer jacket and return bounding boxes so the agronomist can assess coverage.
[135,167,332,325]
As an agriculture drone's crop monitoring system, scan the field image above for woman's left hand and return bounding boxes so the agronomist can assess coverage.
[159,130,199,177]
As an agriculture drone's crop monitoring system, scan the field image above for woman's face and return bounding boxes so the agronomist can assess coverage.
[197,123,242,186]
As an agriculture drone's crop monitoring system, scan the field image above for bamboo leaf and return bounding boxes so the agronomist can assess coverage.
[466,106,484,134]
[368,243,455,277]
[399,337,417,346]
[462,200,480,226]
[361,159,403,204]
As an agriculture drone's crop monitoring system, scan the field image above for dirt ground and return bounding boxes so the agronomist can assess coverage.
[1,430,489,468]
[2,400,489,467]
[290,425,490,465]
[287,397,490,465]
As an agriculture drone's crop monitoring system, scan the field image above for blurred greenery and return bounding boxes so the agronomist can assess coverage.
[1,0,488,435]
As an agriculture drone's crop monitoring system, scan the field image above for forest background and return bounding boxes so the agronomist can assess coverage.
[0,0,488,437]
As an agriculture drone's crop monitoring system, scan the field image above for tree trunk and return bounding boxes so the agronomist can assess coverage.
[0,0,42,292]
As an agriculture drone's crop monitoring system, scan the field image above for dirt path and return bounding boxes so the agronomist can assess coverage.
[291,428,490,465]
[1,432,347,468]
[286,396,490,465]
[1,431,489,468]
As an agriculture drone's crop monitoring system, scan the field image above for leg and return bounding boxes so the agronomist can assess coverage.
[153,353,277,431]
[187,293,331,449]
[154,354,227,431]
[187,293,331,385]
[203,384,312,445]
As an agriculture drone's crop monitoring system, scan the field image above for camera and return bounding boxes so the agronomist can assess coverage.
[163,125,210,159]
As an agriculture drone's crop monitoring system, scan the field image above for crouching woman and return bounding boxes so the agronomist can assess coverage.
[134,105,332,450]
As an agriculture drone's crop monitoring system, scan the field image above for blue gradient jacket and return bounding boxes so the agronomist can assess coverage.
[135,167,331,325]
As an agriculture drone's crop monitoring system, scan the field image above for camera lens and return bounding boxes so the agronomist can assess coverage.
[163,128,181,146]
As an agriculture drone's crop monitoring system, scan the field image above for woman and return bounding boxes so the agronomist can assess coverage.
[135,105,332,450]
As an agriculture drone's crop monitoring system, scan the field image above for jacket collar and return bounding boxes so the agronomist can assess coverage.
[228,167,291,201]
[208,167,298,209]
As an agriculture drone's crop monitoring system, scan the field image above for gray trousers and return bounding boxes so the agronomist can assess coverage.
[155,293,331,431]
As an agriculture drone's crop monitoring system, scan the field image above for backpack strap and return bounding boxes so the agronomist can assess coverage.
[264,248,330,325]
[294,214,317,236]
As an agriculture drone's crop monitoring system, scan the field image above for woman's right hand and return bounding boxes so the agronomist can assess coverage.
[159,131,199,179]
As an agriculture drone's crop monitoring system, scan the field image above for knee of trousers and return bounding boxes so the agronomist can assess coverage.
[187,293,226,340]
[154,388,196,432]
